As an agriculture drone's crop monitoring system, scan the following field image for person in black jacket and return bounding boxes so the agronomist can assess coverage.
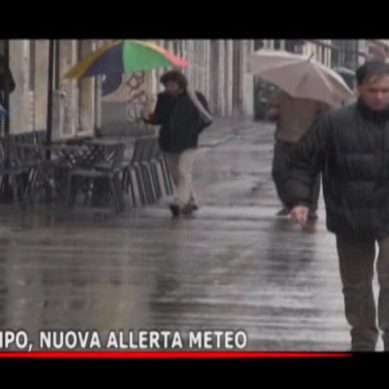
[287,60,389,351]
[143,70,211,217]
[0,54,15,104]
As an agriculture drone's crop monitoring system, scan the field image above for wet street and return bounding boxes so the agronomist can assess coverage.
[0,120,373,352]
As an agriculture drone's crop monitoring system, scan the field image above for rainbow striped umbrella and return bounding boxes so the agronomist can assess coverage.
[64,40,189,79]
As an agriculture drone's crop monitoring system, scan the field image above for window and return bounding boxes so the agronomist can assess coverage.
[29,40,35,91]
[254,40,263,51]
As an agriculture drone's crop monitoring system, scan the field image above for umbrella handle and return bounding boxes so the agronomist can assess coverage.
[126,95,156,125]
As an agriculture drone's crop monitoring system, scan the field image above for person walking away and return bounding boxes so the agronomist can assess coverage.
[267,91,329,219]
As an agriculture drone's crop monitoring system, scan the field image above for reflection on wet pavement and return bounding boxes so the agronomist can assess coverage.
[0,122,357,351]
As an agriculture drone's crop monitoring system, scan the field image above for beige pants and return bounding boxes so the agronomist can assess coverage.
[164,148,198,208]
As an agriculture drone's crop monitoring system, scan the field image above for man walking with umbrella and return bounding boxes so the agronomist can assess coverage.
[287,60,389,351]
[267,91,329,218]
[249,50,353,219]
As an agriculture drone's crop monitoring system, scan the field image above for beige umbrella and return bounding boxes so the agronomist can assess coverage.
[248,50,355,106]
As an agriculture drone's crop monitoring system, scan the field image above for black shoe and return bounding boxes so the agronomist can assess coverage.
[182,203,199,215]
[169,204,181,217]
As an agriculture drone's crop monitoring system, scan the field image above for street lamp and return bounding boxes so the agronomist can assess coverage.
[46,40,60,159]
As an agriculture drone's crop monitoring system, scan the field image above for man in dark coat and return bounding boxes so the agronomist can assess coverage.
[0,54,15,105]
[287,60,389,351]
[267,91,329,219]
[143,70,211,217]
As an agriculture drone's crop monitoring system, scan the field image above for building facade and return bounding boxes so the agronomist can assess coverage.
[2,39,375,140]
[1,39,100,140]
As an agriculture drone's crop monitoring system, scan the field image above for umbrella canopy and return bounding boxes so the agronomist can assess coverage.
[101,73,123,96]
[333,66,355,77]
[249,50,355,106]
[64,40,189,79]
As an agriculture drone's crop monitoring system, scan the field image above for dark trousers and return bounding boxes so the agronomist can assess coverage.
[272,140,320,211]
[336,234,389,351]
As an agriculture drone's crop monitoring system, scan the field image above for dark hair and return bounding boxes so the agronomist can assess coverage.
[160,70,188,89]
[356,60,389,86]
